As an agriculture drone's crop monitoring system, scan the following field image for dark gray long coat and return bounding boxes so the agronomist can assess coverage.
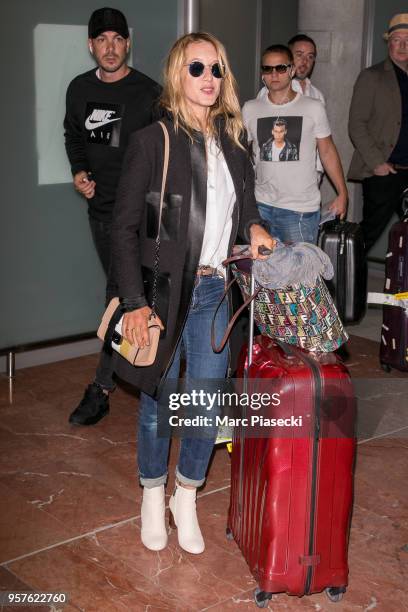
[110,116,262,397]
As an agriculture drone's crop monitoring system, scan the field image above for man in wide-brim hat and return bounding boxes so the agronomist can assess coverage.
[383,13,408,39]
[348,14,408,253]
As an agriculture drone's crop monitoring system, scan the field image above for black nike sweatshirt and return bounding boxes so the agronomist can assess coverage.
[64,68,161,221]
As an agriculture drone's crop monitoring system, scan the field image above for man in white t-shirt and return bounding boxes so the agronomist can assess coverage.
[243,44,347,244]
[257,35,325,177]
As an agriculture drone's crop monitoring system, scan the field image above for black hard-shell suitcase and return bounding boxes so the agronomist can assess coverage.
[318,221,367,323]
[380,210,408,372]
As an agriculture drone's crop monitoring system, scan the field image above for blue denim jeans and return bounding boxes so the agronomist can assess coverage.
[138,275,229,489]
[257,203,320,245]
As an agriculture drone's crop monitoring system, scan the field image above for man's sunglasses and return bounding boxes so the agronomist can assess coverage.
[185,61,225,79]
[261,63,292,74]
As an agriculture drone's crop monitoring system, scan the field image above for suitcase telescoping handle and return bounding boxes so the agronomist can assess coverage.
[247,264,256,368]
[210,246,272,368]
[247,246,272,367]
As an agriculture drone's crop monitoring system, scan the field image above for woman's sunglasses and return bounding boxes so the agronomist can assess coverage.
[185,61,225,79]
[261,63,292,74]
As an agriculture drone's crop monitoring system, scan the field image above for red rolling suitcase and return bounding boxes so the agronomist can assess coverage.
[380,212,408,372]
[227,270,356,608]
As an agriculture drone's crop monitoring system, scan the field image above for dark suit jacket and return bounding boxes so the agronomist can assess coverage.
[110,116,262,396]
[348,57,402,180]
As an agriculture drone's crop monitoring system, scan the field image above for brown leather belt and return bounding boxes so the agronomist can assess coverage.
[196,265,222,276]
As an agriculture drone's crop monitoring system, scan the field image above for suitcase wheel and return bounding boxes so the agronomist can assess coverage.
[381,362,392,373]
[225,527,234,541]
[325,586,346,602]
[254,587,272,608]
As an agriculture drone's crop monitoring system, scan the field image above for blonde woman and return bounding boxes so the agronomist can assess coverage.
[111,32,275,554]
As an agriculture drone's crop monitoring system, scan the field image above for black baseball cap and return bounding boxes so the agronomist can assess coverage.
[88,7,129,39]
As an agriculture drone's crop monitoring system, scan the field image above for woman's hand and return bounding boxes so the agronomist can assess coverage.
[122,307,164,349]
[249,224,277,259]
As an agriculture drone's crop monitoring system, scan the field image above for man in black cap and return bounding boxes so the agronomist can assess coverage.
[64,7,161,425]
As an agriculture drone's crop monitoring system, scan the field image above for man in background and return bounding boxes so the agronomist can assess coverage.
[64,7,161,425]
[288,34,325,104]
[244,44,347,244]
[257,34,325,182]
[348,13,408,253]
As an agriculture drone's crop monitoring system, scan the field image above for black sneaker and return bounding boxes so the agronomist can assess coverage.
[69,383,109,425]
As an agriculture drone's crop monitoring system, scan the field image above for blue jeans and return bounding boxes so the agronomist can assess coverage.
[138,275,229,489]
[257,203,320,245]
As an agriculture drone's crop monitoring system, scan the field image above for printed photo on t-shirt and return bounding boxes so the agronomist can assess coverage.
[257,116,303,162]
[84,102,124,147]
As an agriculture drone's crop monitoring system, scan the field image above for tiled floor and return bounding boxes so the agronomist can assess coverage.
[0,297,407,610]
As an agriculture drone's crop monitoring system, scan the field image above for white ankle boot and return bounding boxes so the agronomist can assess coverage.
[141,485,168,551]
[169,484,205,554]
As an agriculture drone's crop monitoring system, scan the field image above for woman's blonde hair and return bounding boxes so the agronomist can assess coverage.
[159,32,245,148]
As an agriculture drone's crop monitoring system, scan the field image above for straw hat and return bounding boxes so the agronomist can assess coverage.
[383,14,408,40]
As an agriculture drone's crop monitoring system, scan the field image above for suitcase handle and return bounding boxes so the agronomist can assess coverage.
[222,246,273,266]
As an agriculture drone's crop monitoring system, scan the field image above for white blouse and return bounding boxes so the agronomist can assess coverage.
[199,137,236,273]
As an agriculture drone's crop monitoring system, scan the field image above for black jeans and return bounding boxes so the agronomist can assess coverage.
[361,170,408,254]
[89,216,117,391]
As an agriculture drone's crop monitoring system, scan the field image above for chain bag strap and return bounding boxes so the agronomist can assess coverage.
[150,120,170,316]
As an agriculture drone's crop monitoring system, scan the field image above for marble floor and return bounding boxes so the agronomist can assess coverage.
[0,325,407,610]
